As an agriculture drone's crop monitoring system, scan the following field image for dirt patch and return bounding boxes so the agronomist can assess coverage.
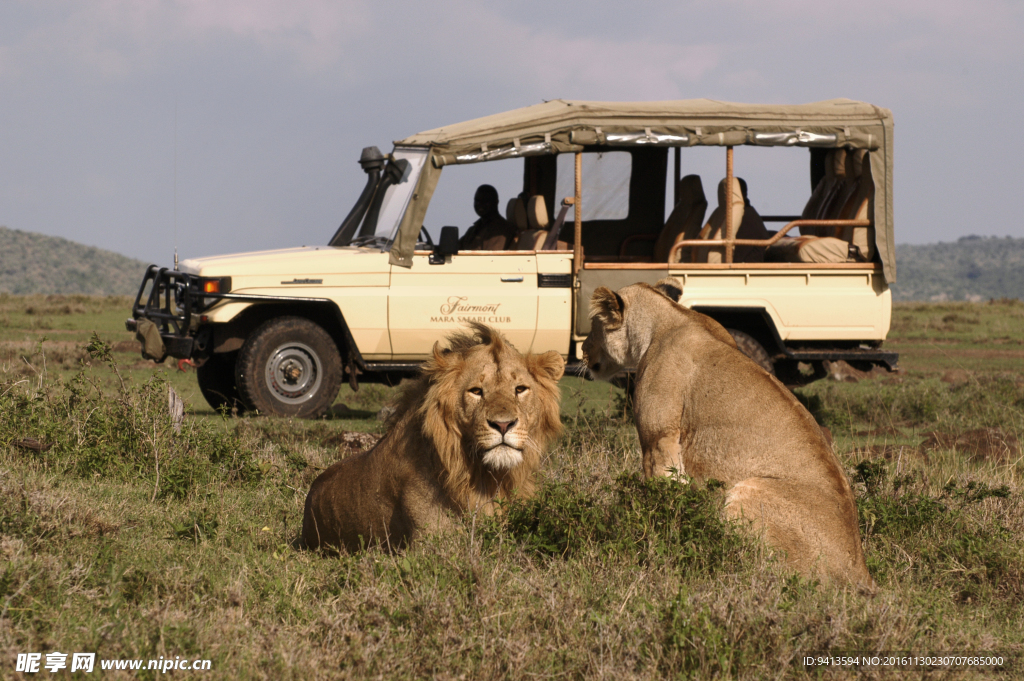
[852,444,928,464]
[111,340,140,353]
[941,369,973,384]
[912,347,1024,361]
[0,340,91,373]
[856,426,903,438]
[322,430,381,453]
[247,421,381,453]
[920,429,1021,463]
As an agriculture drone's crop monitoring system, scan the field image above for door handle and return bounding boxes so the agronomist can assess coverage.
[500,276,524,282]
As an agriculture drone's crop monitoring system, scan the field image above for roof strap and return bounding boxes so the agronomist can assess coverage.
[695,127,703,136]
[481,143,488,152]
[513,137,521,150]
[544,132,551,144]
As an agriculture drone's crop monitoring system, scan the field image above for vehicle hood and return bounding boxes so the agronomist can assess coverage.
[178,246,388,277]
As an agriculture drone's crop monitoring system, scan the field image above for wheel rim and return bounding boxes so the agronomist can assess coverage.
[264,342,322,404]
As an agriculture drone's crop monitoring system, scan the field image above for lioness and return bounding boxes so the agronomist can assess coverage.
[302,323,564,552]
[582,282,872,587]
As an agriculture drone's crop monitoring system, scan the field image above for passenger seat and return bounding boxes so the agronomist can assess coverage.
[765,150,874,264]
[660,175,708,263]
[514,196,552,250]
[799,150,837,235]
[838,150,875,261]
[813,148,851,228]
[692,177,744,264]
[506,196,528,233]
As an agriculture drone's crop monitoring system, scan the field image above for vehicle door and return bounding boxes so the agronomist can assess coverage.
[389,252,539,359]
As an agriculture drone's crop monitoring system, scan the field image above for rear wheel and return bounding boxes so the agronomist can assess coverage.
[236,317,342,418]
[726,329,774,375]
[196,351,246,415]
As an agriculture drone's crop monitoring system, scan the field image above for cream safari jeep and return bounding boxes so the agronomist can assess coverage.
[128,99,898,417]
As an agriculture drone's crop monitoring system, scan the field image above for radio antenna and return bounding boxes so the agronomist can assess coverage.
[173,98,179,270]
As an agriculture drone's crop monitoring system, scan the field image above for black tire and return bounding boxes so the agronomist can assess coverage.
[196,351,247,415]
[236,317,342,418]
[726,328,775,375]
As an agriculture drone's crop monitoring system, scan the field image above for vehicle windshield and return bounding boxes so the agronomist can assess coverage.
[346,146,428,250]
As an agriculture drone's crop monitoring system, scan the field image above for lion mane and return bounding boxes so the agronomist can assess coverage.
[302,322,564,552]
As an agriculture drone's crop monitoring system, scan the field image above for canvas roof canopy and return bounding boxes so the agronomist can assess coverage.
[389,98,895,281]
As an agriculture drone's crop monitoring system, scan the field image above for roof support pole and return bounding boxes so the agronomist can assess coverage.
[674,146,681,206]
[573,151,582,275]
[725,145,735,264]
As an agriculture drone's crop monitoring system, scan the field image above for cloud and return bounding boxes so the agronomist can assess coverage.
[510,34,721,100]
[0,0,372,80]
[174,0,371,69]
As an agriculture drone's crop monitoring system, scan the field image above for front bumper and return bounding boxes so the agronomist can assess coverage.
[127,264,339,361]
[126,266,204,361]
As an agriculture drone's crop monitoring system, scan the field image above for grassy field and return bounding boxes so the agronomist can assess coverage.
[1,295,1023,679]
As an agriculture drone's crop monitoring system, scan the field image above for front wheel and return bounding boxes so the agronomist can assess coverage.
[236,317,342,418]
[196,351,247,415]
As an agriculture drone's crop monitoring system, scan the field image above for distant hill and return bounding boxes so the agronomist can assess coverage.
[892,236,1024,302]
[0,226,149,295]
[1,226,1022,300]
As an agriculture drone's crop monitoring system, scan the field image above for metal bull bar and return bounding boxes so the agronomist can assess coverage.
[126,265,341,361]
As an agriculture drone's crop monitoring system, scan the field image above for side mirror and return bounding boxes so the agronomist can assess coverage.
[430,226,459,264]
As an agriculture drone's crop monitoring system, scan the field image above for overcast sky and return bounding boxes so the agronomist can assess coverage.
[2,0,1022,265]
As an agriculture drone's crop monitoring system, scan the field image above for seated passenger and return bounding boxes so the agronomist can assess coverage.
[733,178,771,263]
[459,184,517,250]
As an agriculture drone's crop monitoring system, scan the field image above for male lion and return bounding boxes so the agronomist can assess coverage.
[582,281,872,587]
[302,323,564,552]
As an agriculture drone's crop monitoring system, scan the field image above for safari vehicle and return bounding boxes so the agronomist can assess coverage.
[128,98,898,417]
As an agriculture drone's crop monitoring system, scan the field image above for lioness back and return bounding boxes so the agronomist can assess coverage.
[302,323,564,553]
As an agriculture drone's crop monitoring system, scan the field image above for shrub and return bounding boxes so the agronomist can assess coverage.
[0,336,259,500]
[486,474,748,573]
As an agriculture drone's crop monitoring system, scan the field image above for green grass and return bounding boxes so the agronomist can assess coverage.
[884,298,1024,375]
[1,297,1023,678]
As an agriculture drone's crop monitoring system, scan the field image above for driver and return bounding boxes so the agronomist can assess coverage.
[459,184,517,250]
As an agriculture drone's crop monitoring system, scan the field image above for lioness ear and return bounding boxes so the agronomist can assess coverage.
[589,287,624,329]
[529,351,565,383]
[654,277,683,303]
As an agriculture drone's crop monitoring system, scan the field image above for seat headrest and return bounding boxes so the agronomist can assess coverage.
[859,151,872,182]
[716,177,743,207]
[832,148,848,179]
[822,150,836,180]
[845,148,867,180]
[677,174,706,208]
[850,149,866,179]
[527,195,549,230]
[506,197,528,231]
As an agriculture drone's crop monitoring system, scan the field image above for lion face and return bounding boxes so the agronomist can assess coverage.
[456,344,560,471]
[582,286,634,381]
[420,323,565,489]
